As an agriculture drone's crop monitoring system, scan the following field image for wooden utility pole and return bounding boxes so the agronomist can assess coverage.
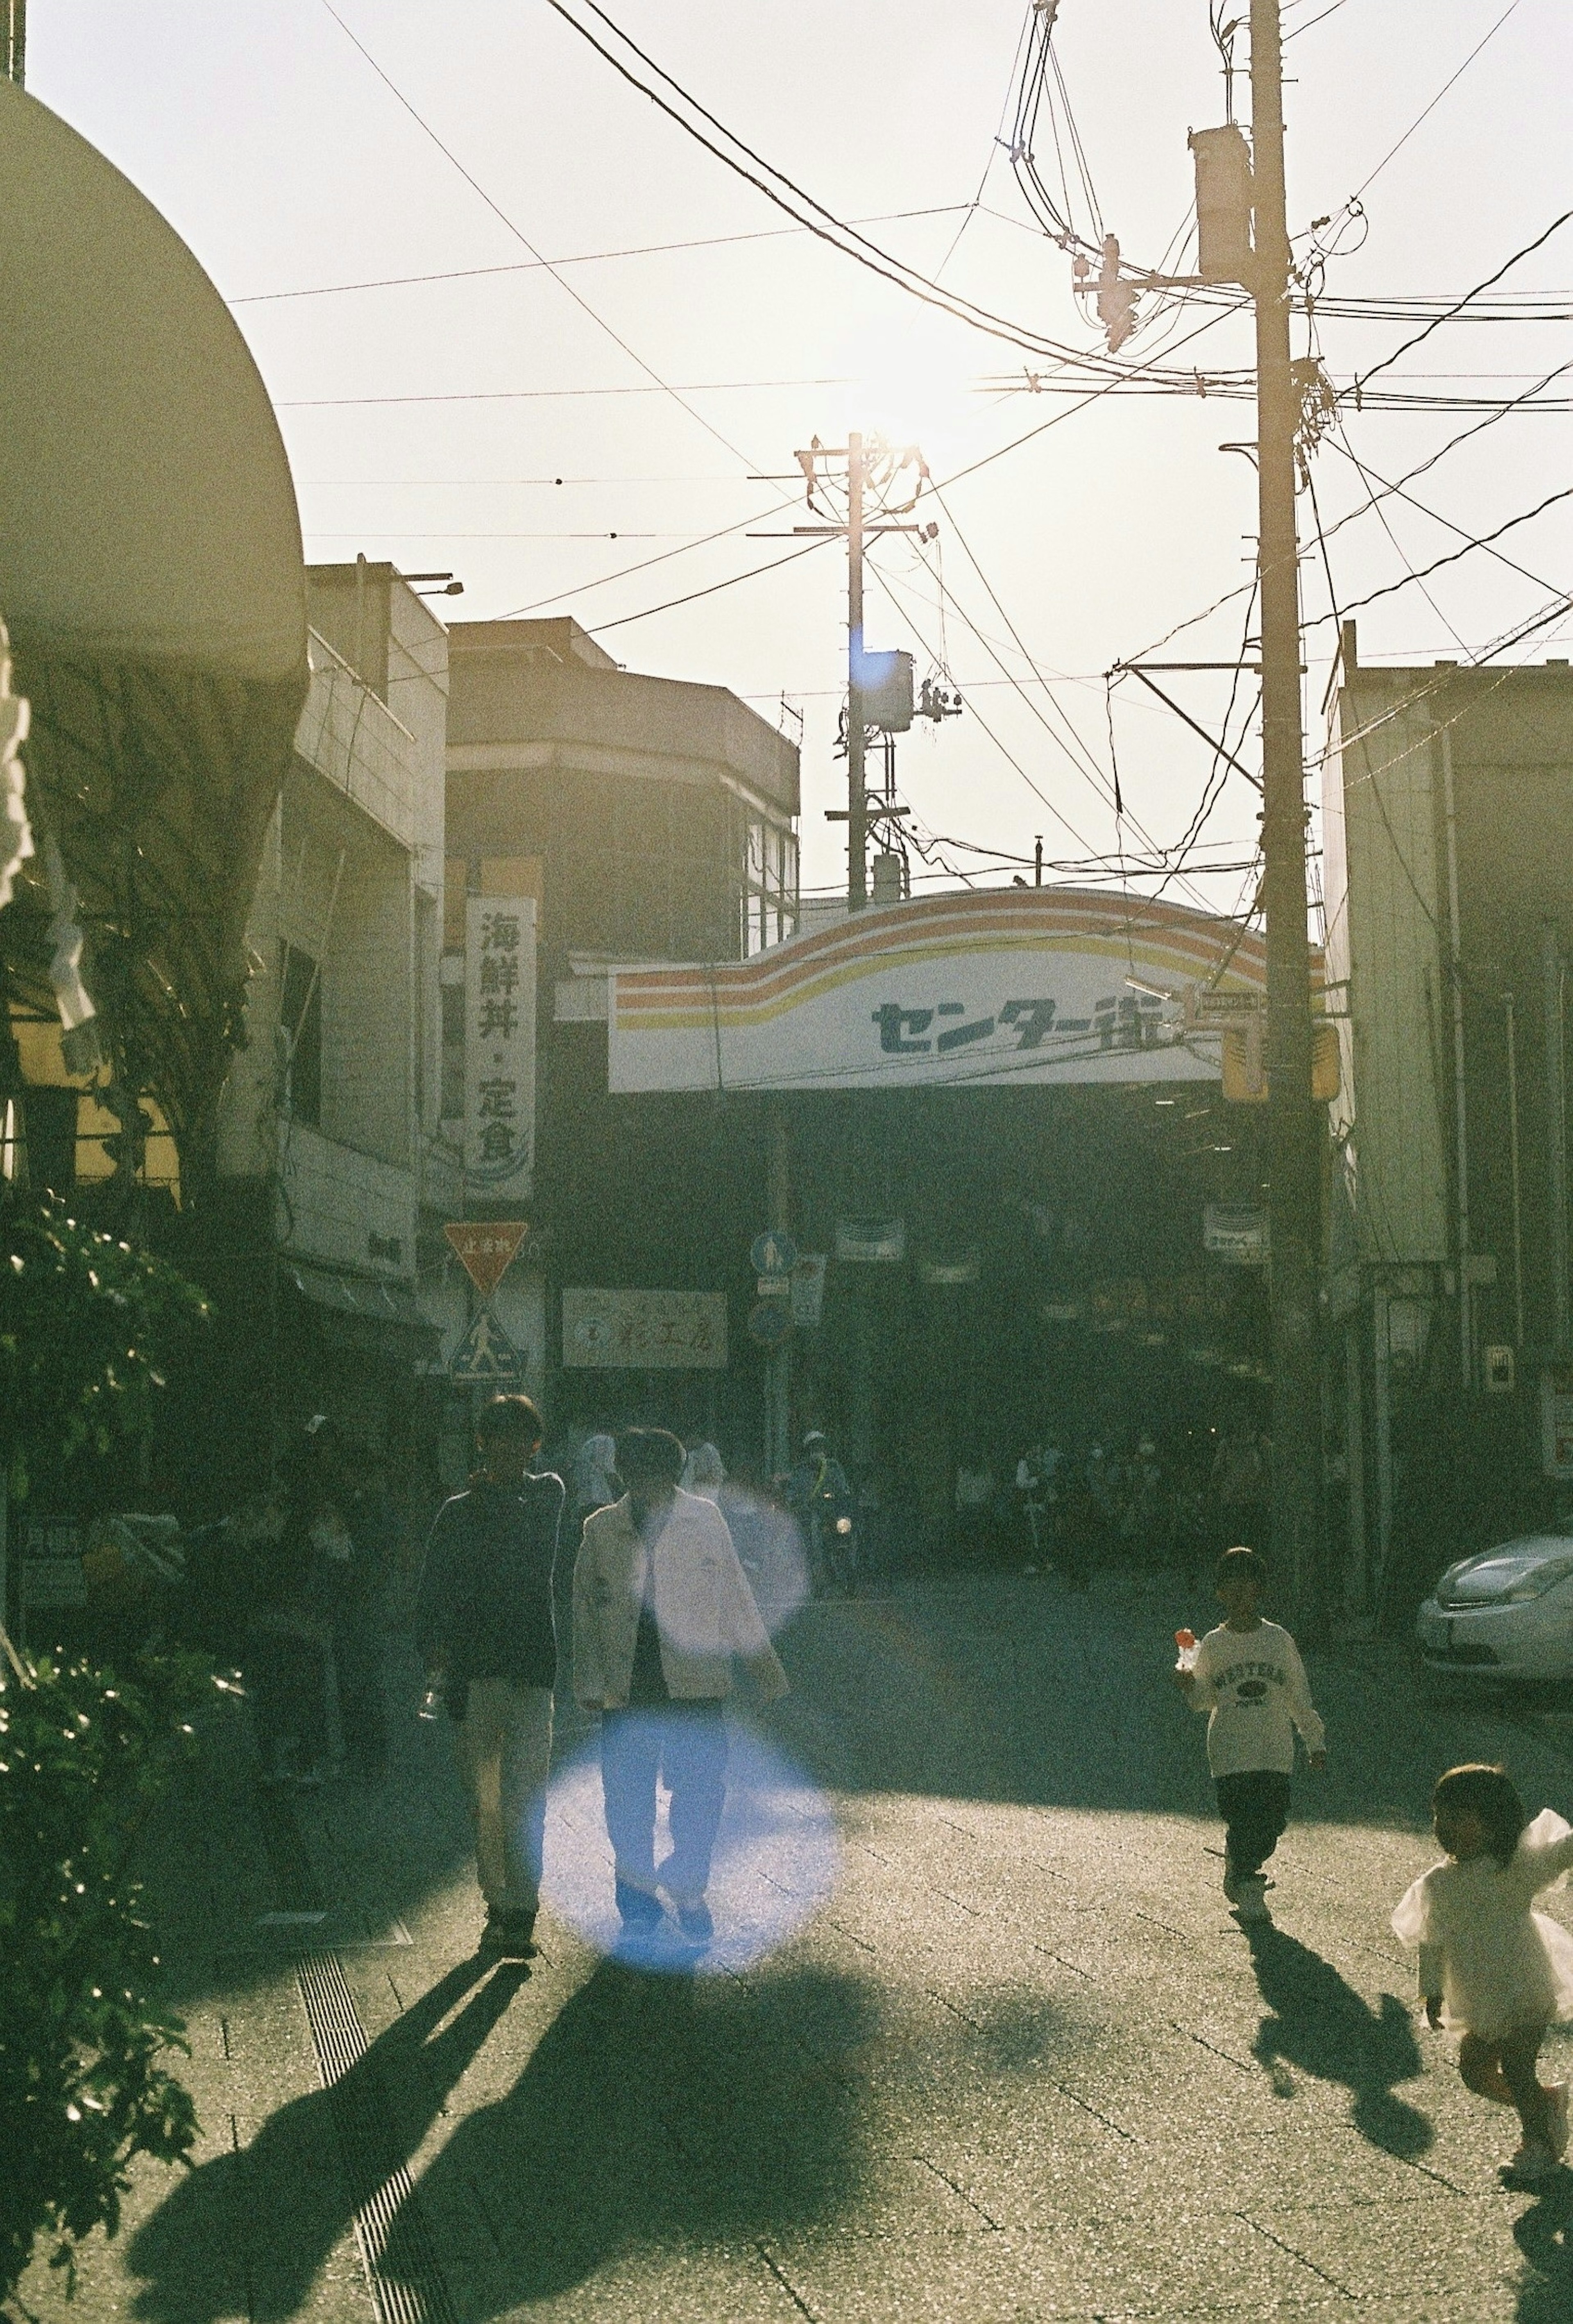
[1250,0,1326,1630]
[846,431,868,910]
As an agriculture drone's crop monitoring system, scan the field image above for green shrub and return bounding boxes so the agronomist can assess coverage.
[0,1648,213,2308]
[0,1203,209,1502]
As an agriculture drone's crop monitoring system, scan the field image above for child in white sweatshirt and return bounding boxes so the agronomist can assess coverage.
[1174,1546,1326,1924]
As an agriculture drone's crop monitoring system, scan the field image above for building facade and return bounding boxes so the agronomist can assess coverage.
[200,562,449,1498]
[1323,622,1573,1616]
[432,617,799,1474]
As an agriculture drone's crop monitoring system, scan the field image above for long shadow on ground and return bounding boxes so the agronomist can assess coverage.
[1244,1921,1431,2154]
[398,1960,877,2310]
[126,1956,521,2324]
[1513,2173,1573,2322]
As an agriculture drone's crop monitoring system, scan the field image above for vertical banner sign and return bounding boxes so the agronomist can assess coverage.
[465,896,536,1199]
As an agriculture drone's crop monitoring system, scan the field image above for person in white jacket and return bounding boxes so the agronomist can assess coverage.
[573,1427,788,1947]
[1174,1546,1326,1924]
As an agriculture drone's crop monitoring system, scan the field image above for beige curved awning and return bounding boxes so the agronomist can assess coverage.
[0,78,304,681]
[0,78,307,1178]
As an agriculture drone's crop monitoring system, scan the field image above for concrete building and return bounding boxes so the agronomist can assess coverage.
[204,561,448,1489]
[431,617,799,1462]
[1322,621,1573,1618]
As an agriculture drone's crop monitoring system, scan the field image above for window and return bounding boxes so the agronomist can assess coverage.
[279,943,322,1128]
[738,811,799,955]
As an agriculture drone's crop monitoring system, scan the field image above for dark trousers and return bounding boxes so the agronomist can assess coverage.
[245,1623,329,1777]
[601,1702,728,1911]
[1215,1770,1292,1877]
[332,1623,387,1779]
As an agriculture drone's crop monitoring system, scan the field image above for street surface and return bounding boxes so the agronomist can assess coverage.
[24,1573,1573,2324]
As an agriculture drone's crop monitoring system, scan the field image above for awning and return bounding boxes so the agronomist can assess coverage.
[0,78,307,1176]
[284,1262,439,1361]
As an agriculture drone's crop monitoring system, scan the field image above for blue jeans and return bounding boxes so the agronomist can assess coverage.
[600,1702,728,1911]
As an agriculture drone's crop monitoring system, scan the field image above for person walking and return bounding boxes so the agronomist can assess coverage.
[681,1439,726,1501]
[784,1429,855,1596]
[573,1427,787,1949]
[570,1427,619,1541]
[1174,1546,1326,1924]
[313,1441,397,1784]
[416,1394,563,1961]
[1394,1763,1573,2189]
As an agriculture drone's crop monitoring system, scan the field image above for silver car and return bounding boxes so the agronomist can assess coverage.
[1418,1534,1573,1683]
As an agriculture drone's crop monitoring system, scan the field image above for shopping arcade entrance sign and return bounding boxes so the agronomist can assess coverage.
[608,891,1297,1096]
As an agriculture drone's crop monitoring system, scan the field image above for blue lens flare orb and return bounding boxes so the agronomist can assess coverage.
[543,1717,838,1974]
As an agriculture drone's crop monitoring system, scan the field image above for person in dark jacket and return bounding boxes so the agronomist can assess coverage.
[415,1394,563,1959]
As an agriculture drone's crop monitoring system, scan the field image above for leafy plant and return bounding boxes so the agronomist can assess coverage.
[0,1646,213,2309]
[0,1205,209,1501]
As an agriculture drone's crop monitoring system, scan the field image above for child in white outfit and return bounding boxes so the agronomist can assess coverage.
[1175,1547,1326,1924]
[1393,1762,1573,2190]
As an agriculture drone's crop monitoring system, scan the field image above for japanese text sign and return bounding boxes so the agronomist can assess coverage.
[562,1288,728,1371]
[465,896,536,1198]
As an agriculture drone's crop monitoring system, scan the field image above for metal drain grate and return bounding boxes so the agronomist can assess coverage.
[295,1952,458,2324]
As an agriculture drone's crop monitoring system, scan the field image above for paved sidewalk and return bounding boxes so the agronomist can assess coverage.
[24,1572,1573,2323]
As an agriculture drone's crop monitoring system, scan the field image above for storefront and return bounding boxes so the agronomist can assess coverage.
[570,887,1296,1553]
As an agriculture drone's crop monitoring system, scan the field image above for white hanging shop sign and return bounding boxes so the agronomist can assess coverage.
[464,896,536,1200]
[607,890,1281,1096]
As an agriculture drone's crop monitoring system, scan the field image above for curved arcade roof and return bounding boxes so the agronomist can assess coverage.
[0,77,306,1171]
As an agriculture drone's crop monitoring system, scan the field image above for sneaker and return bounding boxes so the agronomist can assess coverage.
[1502,2144,1559,2191]
[1234,1875,1272,1923]
[673,1899,714,1946]
[614,1877,663,1934]
[1548,2084,1570,2161]
[481,1910,537,1962]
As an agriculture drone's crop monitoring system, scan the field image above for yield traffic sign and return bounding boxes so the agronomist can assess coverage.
[444,1220,529,1299]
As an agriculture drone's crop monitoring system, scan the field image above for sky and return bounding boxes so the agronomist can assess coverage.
[30,0,1573,915]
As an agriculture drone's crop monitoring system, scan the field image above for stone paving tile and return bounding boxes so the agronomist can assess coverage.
[442,2241,803,2323]
[762,2207,1338,2322]
[25,1574,1573,2324]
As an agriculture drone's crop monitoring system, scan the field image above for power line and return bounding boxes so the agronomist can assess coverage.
[581,533,839,635]
[539,0,1252,388]
[317,0,781,479]
[859,553,1103,856]
[1351,210,1573,402]
[494,505,798,621]
[230,204,973,304]
[277,374,849,410]
[1346,0,1525,207]
[1303,481,1573,628]
[1324,424,1562,602]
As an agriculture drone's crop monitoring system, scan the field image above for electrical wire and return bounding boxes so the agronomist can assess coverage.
[317,0,790,481]
[276,374,849,409]
[1344,0,1526,209]
[230,203,975,304]
[539,0,1257,389]
[581,533,839,635]
[1350,210,1573,403]
[859,552,1102,855]
[1302,482,1573,630]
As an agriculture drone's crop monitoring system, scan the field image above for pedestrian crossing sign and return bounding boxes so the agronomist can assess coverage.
[449,1305,523,1383]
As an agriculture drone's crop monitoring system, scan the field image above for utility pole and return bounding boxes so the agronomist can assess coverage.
[1250,0,1326,1632]
[754,435,939,912]
[3,0,23,86]
[846,432,868,910]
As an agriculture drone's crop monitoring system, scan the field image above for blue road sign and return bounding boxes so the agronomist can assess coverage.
[449,1305,523,1384]
[751,1229,799,1277]
[748,1300,794,1348]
